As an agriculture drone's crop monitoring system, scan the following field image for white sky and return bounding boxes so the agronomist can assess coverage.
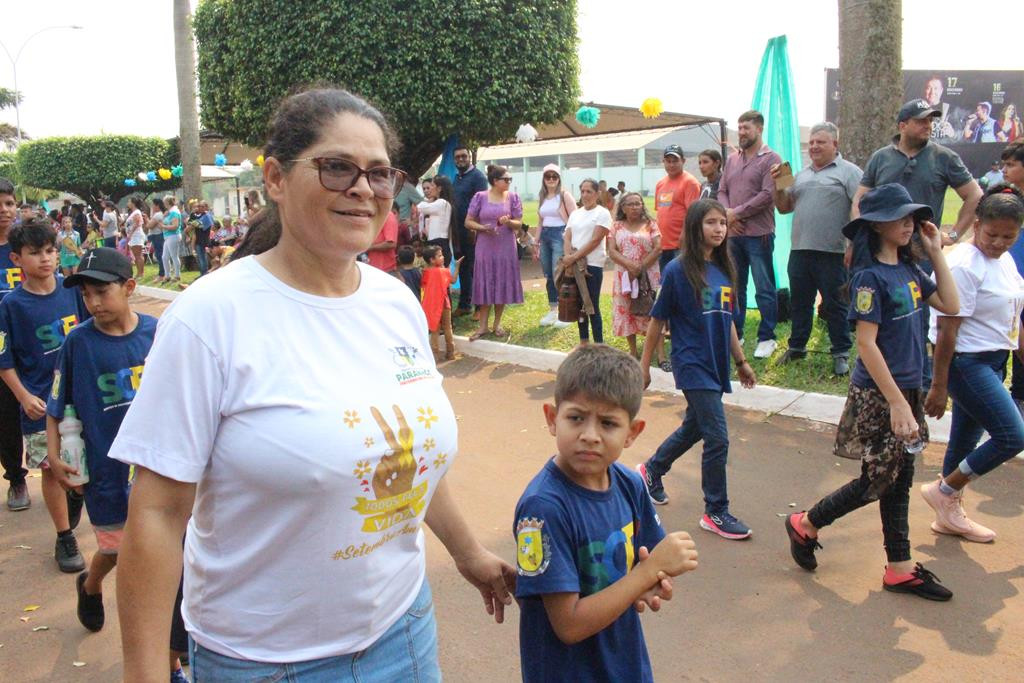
[2,0,1018,140]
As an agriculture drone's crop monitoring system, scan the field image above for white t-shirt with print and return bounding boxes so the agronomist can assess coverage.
[567,205,611,267]
[109,257,457,662]
[929,243,1024,352]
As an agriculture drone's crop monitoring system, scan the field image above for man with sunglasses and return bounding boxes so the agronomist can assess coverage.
[854,99,983,389]
[452,146,488,316]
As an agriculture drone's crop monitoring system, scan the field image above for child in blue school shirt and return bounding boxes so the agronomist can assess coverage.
[0,219,89,572]
[784,184,960,601]
[635,199,758,540]
[514,344,698,683]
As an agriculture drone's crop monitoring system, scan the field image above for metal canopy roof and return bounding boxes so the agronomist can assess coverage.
[533,102,725,140]
[478,127,683,161]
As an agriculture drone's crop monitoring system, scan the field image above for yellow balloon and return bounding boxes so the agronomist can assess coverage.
[158,168,172,180]
[256,154,265,167]
[640,97,664,119]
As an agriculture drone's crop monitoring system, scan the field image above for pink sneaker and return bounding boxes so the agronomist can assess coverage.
[920,479,995,543]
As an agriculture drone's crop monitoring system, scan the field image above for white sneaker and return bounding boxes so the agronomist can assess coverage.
[552,320,570,329]
[754,339,777,358]
[539,310,558,327]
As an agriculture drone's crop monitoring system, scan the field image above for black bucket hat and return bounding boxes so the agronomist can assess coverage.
[842,183,933,240]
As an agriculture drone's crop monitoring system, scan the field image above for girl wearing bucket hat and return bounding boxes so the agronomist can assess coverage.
[535,163,577,328]
[784,183,961,601]
[921,184,1024,543]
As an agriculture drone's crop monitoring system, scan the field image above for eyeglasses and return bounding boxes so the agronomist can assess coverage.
[902,157,917,178]
[295,157,407,198]
[499,177,513,182]
[622,201,643,207]
[543,174,559,180]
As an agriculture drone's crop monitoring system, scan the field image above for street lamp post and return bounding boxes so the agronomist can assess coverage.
[0,24,84,148]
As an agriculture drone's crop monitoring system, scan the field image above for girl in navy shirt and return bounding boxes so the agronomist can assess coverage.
[785,183,960,601]
[636,199,757,540]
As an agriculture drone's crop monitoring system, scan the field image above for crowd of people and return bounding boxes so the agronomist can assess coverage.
[4,84,1024,682]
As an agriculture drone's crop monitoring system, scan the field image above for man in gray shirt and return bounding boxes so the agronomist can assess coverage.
[772,122,862,376]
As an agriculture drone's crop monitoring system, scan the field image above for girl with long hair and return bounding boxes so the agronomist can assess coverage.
[535,163,577,327]
[635,199,756,540]
[126,196,147,279]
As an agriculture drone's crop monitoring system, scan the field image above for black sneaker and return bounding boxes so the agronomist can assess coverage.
[55,532,86,573]
[67,490,84,530]
[76,571,105,631]
[784,512,822,571]
[635,462,668,505]
[883,563,953,602]
[779,348,807,364]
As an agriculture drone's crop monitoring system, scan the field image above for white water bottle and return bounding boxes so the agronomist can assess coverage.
[59,405,89,486]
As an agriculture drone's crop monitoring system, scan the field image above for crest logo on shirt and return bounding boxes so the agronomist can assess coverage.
[855,286,875,314]
[516,517,550,576]
[392,346,418,367]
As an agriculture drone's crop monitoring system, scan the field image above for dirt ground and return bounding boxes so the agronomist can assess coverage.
[2,296,1023,681]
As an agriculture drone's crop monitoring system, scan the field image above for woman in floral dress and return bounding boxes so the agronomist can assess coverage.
[608,191,668,369]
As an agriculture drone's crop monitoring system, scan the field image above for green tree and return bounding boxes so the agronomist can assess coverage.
[0,151,55,203]
[15,135,180,204]
[192,0,579,179]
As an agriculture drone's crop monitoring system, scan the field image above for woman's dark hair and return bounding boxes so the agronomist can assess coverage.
[432,174,456,237]
[48,209,60,222]
[247,85,399,253]
[850,217,917,273]
[681,199,735,300]
[128,196,147,212]
[151,197,166,213]
[485,164,507,185]
[976,182,1024,224]
[699,148,722,165]
[614,191,652,222]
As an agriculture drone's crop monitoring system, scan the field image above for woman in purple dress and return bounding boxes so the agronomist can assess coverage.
[465,164,524,340]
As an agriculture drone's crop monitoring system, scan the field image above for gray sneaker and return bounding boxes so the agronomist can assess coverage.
[55,533,86,573]
[833,355,850,376]
[7,481,30,511]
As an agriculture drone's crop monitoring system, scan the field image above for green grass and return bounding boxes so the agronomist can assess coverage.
[519,197,657,227]
[453,289,855,396]
[135,262,202,289]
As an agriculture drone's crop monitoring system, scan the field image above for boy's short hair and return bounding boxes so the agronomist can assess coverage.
[9,219,58,253]
[0,177,14,196]
[554,344,644,419]
[397,245,416,265]
[421,244,441,263]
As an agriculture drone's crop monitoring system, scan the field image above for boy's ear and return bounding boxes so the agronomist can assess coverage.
[622,419,646,449]
[542,403,558,436]
[7,251,20,266]
[123,279,137,297]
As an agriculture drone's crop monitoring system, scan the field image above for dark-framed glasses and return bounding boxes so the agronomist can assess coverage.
[499,176,513,182]
[295,157,406,198]
[543,173,559,180]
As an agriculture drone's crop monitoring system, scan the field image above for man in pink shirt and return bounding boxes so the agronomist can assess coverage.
[718,110,782,358]
[654,144,701,272]
[366,208,399,274]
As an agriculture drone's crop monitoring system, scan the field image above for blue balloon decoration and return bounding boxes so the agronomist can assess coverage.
[575,105,601,129]
[147,171,157,181]
[124,178,136,187]
[214,153,227,167]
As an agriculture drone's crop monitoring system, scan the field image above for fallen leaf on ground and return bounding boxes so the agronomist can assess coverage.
[32,626,49,631]
[23,605,39,612]
[72,661,86,667]
[14,545,31,549]
[19,617,30,622]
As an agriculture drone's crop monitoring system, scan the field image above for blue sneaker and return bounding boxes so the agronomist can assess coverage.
[635,462,668,505]
[700,512,752,540]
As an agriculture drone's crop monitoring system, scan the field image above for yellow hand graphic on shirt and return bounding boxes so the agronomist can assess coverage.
[370,405,419,505]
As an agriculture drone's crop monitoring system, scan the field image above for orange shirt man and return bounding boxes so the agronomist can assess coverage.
[654,144,700,271]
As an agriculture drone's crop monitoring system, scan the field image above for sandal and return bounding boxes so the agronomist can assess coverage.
[492,327,508,337]
[468,329,488,342]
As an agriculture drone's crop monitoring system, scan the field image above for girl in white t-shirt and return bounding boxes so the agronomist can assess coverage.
[109,87,515,680]
[535,163,576,328]
[125,196,147,279]
[562,178,611,344]
[922,184,1024,543]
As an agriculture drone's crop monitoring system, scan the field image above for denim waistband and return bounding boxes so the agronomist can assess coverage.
[954,349,1010,362]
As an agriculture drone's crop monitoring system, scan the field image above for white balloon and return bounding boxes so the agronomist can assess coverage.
[515,123,538,143]
[137,172,149,182]
[240,159,254,171]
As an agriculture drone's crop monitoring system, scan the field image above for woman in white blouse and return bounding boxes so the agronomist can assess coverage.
[418,174,454,266]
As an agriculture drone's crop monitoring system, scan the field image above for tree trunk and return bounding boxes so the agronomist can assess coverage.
[837,0,902,169]
[173,0,202,204]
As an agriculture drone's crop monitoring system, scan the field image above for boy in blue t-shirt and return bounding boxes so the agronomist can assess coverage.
[0,177,29,511]
[0,219,88,572]
[514,344,699,683]
[45,248,158,634]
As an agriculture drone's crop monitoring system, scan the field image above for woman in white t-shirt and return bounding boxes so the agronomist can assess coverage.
[110,87,514,680]
[146,197,167,280]
[417,174,453,265]
[535,163,576,328]
[923,184,1024,543]
[562,178,612,344]
[125,196,147,279]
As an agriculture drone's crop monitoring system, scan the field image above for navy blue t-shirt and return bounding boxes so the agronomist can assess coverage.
[0,243,23,303]
[514,459,666,683]
[0,277,88,432]
[849,262,937,390]
[651,258,735,393]
[47,315,157,526]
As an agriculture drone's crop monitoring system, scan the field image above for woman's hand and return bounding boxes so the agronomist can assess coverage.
[497,215,510,226]
[627,261,643,279]
[889,399,919,441]
[924,384,949,419]
[454,545,516,623]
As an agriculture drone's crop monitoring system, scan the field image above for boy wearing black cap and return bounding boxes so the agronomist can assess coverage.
[0,219,88,572]
[45,247,158,631]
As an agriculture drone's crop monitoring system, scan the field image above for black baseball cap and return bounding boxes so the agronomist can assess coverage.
[663,144,684,159]
[897,99,941,123]
[63,248,133,287]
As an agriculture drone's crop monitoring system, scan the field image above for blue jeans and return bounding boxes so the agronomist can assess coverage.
[148,233,165,277]
[658,248,678,274]
[729,234,777,342]
[787,250,850,355]
[578,265,603,343]
[943,350,1024,478]
[539,225,565,305]
[189,579,440,682]
[647,389,729,514]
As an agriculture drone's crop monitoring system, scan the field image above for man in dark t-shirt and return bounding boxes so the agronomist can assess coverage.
[452,146,488,314]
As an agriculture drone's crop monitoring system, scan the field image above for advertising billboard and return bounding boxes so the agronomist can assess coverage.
[825,69,1023,176]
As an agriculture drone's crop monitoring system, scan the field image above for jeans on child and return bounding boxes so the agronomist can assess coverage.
[647,389,729,514]
[189,579,440,683]
[539,225,565,305]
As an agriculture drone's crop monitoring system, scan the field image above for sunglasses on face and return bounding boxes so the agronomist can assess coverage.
[499,177,513,182]
[544,174,559,180]
[295,157,406,198]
